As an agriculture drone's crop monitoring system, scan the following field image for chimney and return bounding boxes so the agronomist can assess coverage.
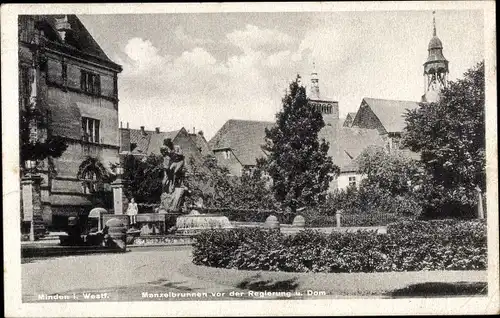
[140,126,146,136]
[127,122,129,129]
[155,127,160,133]
[198,130,204,137]
[55,15,72,42]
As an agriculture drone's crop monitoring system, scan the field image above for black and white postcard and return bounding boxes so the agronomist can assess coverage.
[2,2,498,317]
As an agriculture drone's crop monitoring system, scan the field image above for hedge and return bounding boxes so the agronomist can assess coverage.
[192,219,486,273]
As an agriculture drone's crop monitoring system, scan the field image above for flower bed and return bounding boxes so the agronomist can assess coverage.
[192,219,486,273]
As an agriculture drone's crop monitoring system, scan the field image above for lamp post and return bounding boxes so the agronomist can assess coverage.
[476,185,485,219]
[22,159,43,241]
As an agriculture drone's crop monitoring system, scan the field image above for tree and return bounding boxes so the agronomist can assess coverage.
[355,146,427,216]
[402,61,485,218]
[356,146,426,196]
[121,154,164,204]
[20,107,67,165]
[262,75,338,212]
[185,155,277,210]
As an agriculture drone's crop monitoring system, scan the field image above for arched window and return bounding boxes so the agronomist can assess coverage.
[81,170,98,194]
[77,157,108,194]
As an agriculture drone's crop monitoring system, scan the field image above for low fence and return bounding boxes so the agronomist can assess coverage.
[186,207,412,228]
[305,212,415,227]
[136,203,414,228]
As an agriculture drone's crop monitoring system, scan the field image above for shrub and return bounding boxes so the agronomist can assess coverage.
[192,219,486,273]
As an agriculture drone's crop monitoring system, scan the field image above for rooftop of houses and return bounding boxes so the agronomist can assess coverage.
[209,118,385,173]
[356,97,420,133]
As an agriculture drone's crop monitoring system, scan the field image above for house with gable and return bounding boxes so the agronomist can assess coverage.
[119,125,209,174]
[350,97,420,155]
[208,120,274,177]
[19,15,122,229]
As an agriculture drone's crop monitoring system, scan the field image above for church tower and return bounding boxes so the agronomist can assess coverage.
[310,62,321,100]
[422,11,449,103]
[308,62,339,126]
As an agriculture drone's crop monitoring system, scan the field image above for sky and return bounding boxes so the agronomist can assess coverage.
[79,10,484,140]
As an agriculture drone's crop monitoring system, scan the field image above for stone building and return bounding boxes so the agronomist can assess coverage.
[350,97,420,154]
[350,13,447,156]
[19,15,122,229]
[209,120,274,177]
[209,71,384,190]
[308,64,339,127]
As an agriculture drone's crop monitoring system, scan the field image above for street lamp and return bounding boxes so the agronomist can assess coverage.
[115,165,124,176]
[24,159,37,177]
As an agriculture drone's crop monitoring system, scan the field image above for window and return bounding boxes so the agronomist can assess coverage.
[19,66,31,109]
[80,70,101,95]
[349,176,357,187]
[81,170,98,194]
[223,150,231,159]
[82,117,100,143]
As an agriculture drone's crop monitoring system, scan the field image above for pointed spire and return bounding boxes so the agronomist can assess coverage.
[432,11,436,36]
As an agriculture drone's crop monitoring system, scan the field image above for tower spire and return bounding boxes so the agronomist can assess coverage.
[310,60,320,100]
[432,11,436,36]
[422,10,449,103]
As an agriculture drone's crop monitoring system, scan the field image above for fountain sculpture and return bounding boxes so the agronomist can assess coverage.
[158,139,233,235]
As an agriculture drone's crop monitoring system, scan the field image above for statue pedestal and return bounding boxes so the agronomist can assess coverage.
[159,187,186,213]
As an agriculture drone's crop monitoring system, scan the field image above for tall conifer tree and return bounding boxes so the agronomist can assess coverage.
[262,75,338,212]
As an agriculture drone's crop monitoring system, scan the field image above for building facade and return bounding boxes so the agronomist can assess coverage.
[19,15,122,229]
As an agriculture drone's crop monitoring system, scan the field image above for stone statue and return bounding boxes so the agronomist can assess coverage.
[161,138,185,194]
[159,138,187,213]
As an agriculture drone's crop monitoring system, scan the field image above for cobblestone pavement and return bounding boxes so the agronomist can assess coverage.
[22,246,487,302]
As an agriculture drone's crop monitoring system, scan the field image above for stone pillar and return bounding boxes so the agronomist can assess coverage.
[292,215,305,228]
[111,177,126,215]
[21,175,45,241]
[336,210,342,228]
[264,215,280,229]
[476,186,485,219]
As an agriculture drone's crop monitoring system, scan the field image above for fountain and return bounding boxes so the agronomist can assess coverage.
[175,210,233,235]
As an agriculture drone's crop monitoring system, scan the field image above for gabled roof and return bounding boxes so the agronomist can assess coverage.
[129,129,154,154]
[209,119,274,166]
[346,112,357,119]
[147,129,182,155]
[360,98,419,133]
[210,118,385,173]
[190,133,212,156]
[343,112,358,127]
[319,120,385,172]
[36,15,121,70]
